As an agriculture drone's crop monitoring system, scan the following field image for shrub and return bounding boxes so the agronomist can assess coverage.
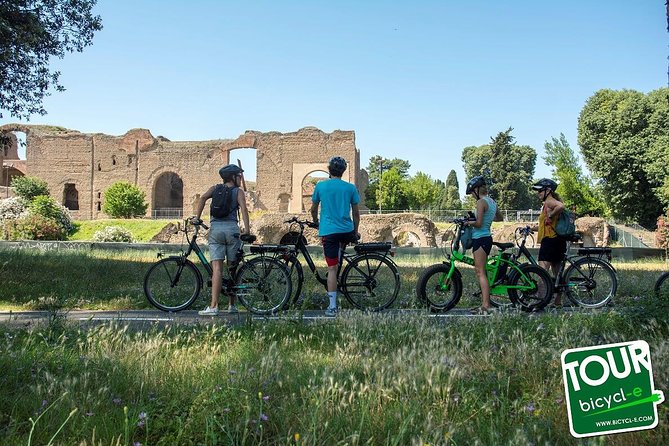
[0,197,27,221]
[7,214,67,240]
[93,226,134,243]
[10,176,50,201]
[28,195,74,234]
[102,182,148,218]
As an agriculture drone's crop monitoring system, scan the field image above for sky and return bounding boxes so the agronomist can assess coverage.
[1,0,666,193]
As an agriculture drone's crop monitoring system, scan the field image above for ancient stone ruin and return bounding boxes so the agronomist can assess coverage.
[0,124,363,219]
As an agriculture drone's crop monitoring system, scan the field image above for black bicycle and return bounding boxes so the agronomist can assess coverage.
[256,217,401,312]
[656,270,669,299]
[509,226,618,308]
[143,220,292,315]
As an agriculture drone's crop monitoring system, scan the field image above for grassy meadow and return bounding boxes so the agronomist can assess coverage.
[0,247,668,444]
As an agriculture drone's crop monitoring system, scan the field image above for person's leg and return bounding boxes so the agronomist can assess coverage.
[210,259,223,309]
[322,235,340,313]
[225,230,242,309]
[550,261,562,305]
[473,247,490,310]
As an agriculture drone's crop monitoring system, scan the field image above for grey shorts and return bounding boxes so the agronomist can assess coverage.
[208,221,241,262]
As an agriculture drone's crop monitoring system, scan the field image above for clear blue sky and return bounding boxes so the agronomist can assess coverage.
[2,0,666,192]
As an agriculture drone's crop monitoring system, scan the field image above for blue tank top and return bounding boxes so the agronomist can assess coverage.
[472,196,496,239]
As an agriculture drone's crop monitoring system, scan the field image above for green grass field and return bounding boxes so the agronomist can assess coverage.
[69,219,178,242]
[0,248,667,444]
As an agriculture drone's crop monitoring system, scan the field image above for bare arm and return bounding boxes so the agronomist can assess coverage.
[351,203,360,234]
[469,199,487,228]
[237,189,250,234]
[310,201,319,225]
[192,186,216,220]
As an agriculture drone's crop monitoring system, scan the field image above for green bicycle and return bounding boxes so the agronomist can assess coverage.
[416,217,554,312]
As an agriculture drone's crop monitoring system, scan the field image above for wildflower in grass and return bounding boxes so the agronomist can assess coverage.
[262,395,270,401]
[139,412,147,420]
[85,412,94,417]
[294,432,300,441]
[229,369,237,375]
[137,420,145,428]
[223,408,230,413]
[536,323,544,331]
[525,402,536,413]
[112,397,122,405]
[133,442,142,446]
[215,385,222,391]
[452,393,460,403]
[555,398,563,405]
[260,413,269,422]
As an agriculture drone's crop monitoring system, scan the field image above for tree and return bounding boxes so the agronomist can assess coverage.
[578,88,666,227]
[376,168,408,210]
[11,175,49,201]
[0,0,103,119]
[543,133,607,216]
[365,155,411,209]
[405,172,441,210]
[440,169,461,209]
[461,128,536,209]
[102,181,148,218]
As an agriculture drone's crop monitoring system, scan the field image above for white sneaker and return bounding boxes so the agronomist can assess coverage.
[324,307,338,317]
[227,304,239,314]
[198,306,219,316]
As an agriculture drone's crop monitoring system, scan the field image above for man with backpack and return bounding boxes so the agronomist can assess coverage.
[532,178,566,308]
[191,164,250,315]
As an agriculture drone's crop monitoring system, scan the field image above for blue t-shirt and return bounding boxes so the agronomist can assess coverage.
[472,196,497,239]
[312,178,360,236]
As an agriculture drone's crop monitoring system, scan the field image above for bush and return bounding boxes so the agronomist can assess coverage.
[10,176,50,201]
[102,182,148,218]
[28,195,74,234]
[7,214,67,240]
[0,197,27,221]
[92,226,134,243]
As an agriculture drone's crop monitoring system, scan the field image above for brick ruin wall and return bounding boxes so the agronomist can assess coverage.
[0,124,362,220]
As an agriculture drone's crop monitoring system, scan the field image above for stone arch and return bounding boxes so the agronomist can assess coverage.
[63,183,80,210]
[300,169,329,212]
[152,171,184,218]
[390,223,433,248]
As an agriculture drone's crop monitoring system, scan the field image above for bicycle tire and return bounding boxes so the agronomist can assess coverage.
[143,257,202,312]
[235,256,292,315]
[341,253,400,311]
[563,257,617,308]
[655,272,669,299]
[415,263,462,312]
[282,256,304,309]
[507,264,553,312]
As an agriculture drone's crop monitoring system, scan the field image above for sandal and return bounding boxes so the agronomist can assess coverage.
[470,307,494,315]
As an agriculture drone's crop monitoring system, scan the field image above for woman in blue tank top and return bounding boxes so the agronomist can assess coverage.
[464,176,503,314]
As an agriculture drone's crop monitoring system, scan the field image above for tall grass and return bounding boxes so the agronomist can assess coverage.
[70,220,178,242]
[0,311,667,445]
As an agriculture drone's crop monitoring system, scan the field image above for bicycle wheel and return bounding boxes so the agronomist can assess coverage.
[564,257,617,308]
[143,257,201,312]
[341,253,401,311]
[655,272,669,299]
[235,257,292,315]
[282,256,304,309]
[507,264,553,312]
[415,263,462,312]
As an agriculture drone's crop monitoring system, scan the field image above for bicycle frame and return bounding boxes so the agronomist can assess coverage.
[443,220,538,294]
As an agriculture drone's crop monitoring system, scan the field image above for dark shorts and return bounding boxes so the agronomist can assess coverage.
[472,236,493,255]
[321,231,357,266]
[539,236,567,263]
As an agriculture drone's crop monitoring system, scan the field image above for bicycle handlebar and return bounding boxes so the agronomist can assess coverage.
[284,216,318,229]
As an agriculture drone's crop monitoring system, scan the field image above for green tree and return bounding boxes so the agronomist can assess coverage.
[365,155,411,209]
[376,168,408,210]
[11,175,49,201]
[0,0,103,119]
[102,181,148,218]
[405,172,441,210]
[578,88,665,227]
[543,134,607,216]
[461,128,536,209]
[440,169,461,209]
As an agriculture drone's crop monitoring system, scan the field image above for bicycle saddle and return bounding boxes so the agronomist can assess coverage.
[493,242,515,250]
[240,234,257,243]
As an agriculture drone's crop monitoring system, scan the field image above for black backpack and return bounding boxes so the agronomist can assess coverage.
[210,184,236,218]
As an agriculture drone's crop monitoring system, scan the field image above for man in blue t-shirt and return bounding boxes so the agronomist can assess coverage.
[310,156,360,317]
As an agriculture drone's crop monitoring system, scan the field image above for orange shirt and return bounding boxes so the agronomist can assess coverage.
[537,205,557,242]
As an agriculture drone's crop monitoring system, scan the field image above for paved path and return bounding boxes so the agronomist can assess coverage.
[0,307,588,329]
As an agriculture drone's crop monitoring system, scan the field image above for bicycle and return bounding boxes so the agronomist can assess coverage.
[510,226,618,308]
[143,220,292,315]
[655,271,669,299]
[416,217,553,312]
[256,216,401,312]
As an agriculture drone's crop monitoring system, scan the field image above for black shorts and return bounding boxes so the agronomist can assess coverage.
[472,236,493,255]
[321,231,357,266]
[539,236,567,263]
